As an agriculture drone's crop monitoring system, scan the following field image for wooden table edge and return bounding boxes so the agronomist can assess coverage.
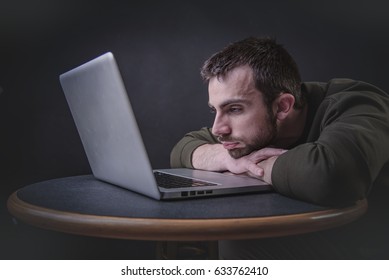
[7,191,368,241]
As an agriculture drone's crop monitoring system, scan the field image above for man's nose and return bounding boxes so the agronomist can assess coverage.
[212,114,231,136]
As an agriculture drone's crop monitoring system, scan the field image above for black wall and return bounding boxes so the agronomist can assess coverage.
[1,0,388,259]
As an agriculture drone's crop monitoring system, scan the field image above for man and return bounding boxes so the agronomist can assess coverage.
[170,37,389,259]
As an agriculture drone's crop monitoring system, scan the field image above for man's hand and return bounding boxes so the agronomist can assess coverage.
[255,155,279,184]
[192,144,286,184]
[224,148,286,182]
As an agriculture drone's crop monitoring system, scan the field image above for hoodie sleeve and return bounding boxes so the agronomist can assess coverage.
[272,87,389,206]
[170,127,218,168]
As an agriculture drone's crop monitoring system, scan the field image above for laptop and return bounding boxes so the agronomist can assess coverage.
[59,52,272,200]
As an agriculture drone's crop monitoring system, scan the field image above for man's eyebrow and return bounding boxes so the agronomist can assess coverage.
[208,98,251,109]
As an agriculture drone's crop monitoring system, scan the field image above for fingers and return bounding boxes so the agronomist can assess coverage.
[247,162,264,177]
[243,148,286,181]
[225,147,287,180]
[255,147,287,157]
[249,148,287,163]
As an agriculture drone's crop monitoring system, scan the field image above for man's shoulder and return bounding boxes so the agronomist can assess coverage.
[303,78,388,99]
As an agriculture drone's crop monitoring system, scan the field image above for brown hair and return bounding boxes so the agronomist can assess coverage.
[201,37,305,109]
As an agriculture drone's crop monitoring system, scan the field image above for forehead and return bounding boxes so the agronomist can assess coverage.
[208,65,260,106]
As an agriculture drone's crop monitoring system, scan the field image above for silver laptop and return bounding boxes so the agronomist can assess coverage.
[59,52,271,200]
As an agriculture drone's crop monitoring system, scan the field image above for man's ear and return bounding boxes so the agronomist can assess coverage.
[273,93,295,120]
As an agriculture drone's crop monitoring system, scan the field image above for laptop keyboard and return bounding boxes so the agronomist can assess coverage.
[154,171,217,189]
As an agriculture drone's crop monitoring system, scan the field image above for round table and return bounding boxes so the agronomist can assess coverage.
[7,175,367,242]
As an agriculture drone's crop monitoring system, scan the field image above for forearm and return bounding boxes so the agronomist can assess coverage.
[272,141,373,206]
[272,88,389,206]
[194,144,285,180]
[170,127,219,168]
[192,143,230,171]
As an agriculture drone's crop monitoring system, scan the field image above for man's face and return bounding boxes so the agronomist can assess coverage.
[208,65,277,159]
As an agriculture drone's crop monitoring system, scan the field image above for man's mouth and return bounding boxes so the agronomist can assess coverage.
[221,141,241,150]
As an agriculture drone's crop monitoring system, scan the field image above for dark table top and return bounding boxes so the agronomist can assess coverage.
[7,175,367,241]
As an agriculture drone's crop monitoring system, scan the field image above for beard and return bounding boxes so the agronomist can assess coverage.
[222,110,278,159]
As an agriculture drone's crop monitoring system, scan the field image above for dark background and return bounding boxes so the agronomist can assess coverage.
[1,0,388,259]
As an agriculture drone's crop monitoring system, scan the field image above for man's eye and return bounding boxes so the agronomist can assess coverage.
[228,107,242,114]
[209,107,216,114]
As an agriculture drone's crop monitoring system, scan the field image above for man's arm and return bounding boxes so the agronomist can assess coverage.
[170,127,285,181]
[193,143,285,180]
[271,86,389,206]
[170,127,218,168]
